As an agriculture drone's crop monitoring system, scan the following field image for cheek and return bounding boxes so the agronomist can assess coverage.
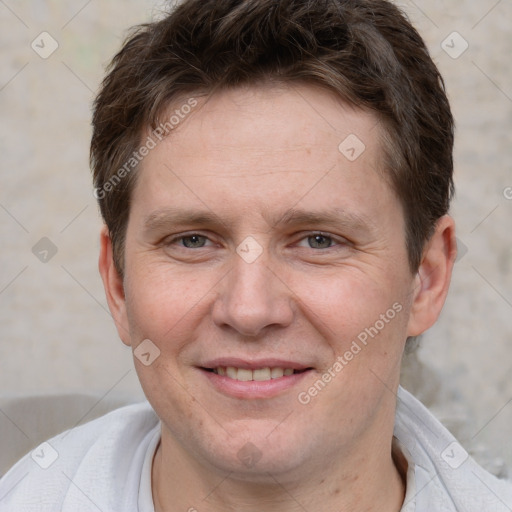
[294,273,411,430]
[123,261,216,349]
[294,268,408,345]
[123,264,214,423]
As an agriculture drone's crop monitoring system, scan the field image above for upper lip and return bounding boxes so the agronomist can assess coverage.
[200,358,312,371]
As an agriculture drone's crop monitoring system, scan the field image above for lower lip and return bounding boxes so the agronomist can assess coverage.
[200,369,312,399]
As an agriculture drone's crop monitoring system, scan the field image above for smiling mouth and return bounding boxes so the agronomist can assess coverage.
[202,367,312,382]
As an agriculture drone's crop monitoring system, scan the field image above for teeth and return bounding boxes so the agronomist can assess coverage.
[271,367,284,379]
[226,366,238,379]
[214,367,300,381]
[253,368,271,381]
[237,368,253,382]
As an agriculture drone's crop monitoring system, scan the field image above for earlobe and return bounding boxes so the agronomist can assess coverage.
[406,215,457,337]
[98,226,131,346]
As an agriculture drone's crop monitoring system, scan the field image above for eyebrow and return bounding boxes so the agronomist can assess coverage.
[273,208,376,233]
[143,206,376,236]
[143,208,223,233]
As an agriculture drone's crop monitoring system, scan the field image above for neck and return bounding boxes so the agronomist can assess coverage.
[152,427,406,512]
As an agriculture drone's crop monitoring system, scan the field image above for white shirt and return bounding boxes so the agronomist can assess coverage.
[0,387,511,511]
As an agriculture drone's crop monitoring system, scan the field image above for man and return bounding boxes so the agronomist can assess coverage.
[1,0,511,510]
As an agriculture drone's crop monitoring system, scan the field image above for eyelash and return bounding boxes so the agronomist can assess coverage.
[173,234,213,249]
[165,232,347,250]
[296,233,341,249]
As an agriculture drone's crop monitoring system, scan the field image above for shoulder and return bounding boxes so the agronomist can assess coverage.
[0,401,159,512]
[395,386,512,511]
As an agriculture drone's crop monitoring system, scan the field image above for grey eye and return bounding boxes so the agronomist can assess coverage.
[181,235,207,248]
[307,234,333,249]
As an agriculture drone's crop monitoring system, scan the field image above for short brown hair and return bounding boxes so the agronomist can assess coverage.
[91,0,454,275]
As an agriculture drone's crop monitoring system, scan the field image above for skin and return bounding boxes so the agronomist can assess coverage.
[99,84,456,512]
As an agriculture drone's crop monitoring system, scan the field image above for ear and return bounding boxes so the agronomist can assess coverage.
[407,215,457,337]
[98,226,131,346]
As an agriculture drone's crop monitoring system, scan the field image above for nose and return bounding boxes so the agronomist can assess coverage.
[212,252,294,337]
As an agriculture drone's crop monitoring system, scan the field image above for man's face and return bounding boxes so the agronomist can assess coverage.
[114,84,420,477]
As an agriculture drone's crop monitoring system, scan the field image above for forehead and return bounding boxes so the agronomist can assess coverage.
[159,84,383,163]
[131,84,399,227]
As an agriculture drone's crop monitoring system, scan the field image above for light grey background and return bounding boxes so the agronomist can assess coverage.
[1,0,511,475]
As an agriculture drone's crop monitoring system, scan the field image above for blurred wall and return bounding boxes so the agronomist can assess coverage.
[1,0,511,473]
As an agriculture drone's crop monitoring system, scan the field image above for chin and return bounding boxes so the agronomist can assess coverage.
[194,422,313,480]
[209,451,307,483]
